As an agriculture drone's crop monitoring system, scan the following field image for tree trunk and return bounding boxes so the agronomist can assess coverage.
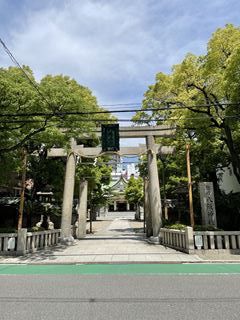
[223,124,240,184]
[18,148,27,230]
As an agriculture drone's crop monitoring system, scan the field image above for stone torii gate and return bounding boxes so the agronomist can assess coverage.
[48,125,175,242]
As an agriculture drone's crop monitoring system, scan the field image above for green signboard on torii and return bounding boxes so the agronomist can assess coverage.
[101,124,120,152]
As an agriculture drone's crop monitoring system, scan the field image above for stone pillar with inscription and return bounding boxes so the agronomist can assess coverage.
[199,182,217,227]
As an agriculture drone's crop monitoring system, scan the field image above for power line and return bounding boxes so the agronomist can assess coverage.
[1,38,240,122]
[1,102,240,118]
[0,115,239,124]
[101,102,142,106]
[1,116,239,135]
[97,101,240,108]
[0,37,54,109]
[0,38,143,115]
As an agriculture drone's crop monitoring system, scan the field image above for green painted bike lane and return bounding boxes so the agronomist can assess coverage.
[0,263,240,275]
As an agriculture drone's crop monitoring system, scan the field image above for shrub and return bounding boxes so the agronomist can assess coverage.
[28,226,46,232]
[194,225,223,231]
[164,223,187,230]
[0,227,17,233]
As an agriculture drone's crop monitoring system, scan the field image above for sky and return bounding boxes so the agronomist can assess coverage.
[0,0,240,146]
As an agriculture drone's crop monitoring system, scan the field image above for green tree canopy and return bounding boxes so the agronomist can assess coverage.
[0,66,114,190]
[0,67,112,154]
[76,156,112,209]
[133,24,240,185]
[125,175,144,205]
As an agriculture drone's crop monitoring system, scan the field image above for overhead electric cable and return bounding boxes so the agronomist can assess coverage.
[0,115,239,124]
[0,37,54,109]
[1,38,240,122]
[0,102,239,118]
[101,103,142,106]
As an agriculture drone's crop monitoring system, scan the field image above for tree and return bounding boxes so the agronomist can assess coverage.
[125,175,144,208]
[0,67,113,181]
[0,66,114,228]
[0,68,105,154]
[76,156,112,220]
[133,24,240,185]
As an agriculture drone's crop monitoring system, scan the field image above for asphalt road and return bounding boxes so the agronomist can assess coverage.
[1,274,240,320]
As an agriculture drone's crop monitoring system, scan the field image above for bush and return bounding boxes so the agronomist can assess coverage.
[28,226,45,232]
[0,227,17,233]
[194,225,223,231]
[164,223,187,230]
[164,224,223,231]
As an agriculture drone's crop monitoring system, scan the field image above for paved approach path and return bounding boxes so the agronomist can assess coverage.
[0,212,202,264]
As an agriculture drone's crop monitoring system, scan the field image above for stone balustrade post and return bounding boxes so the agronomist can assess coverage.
[185,226,194,254]
[17,228,27,255]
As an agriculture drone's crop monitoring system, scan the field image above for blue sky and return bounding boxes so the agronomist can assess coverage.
[1,0,239,106]
[0,0,240,148]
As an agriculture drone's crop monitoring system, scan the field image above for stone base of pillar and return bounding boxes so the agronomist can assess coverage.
[60,235,75,245]
[147,236,160,245]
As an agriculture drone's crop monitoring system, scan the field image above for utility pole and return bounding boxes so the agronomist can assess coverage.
[18,148,27,230]
[186,144,195,228]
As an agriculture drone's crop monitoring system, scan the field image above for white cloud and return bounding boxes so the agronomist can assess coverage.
[6,2,152,101]
[1,0,240,107]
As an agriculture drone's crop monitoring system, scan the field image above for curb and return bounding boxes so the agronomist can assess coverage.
[1,260,240,265]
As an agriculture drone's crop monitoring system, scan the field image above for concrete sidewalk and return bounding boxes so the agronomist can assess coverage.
[0,214,239,264]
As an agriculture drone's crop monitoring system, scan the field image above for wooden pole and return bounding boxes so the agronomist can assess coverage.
[18,148,27,230]
[186,144,195,228]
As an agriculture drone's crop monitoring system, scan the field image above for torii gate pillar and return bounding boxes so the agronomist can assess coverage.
[146,135,162,240]
[61,139,76,241]
[144,177,152,237]
[77,179,88,238]
[48,125,175,243]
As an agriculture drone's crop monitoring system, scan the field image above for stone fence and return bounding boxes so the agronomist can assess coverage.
[0,229,61,256]
[159,227,194,254]
[194,231,240,250]
[160,227,240,253]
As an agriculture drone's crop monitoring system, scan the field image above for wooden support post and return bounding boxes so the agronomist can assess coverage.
[186,144,195,228]
[18,148,27,230]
